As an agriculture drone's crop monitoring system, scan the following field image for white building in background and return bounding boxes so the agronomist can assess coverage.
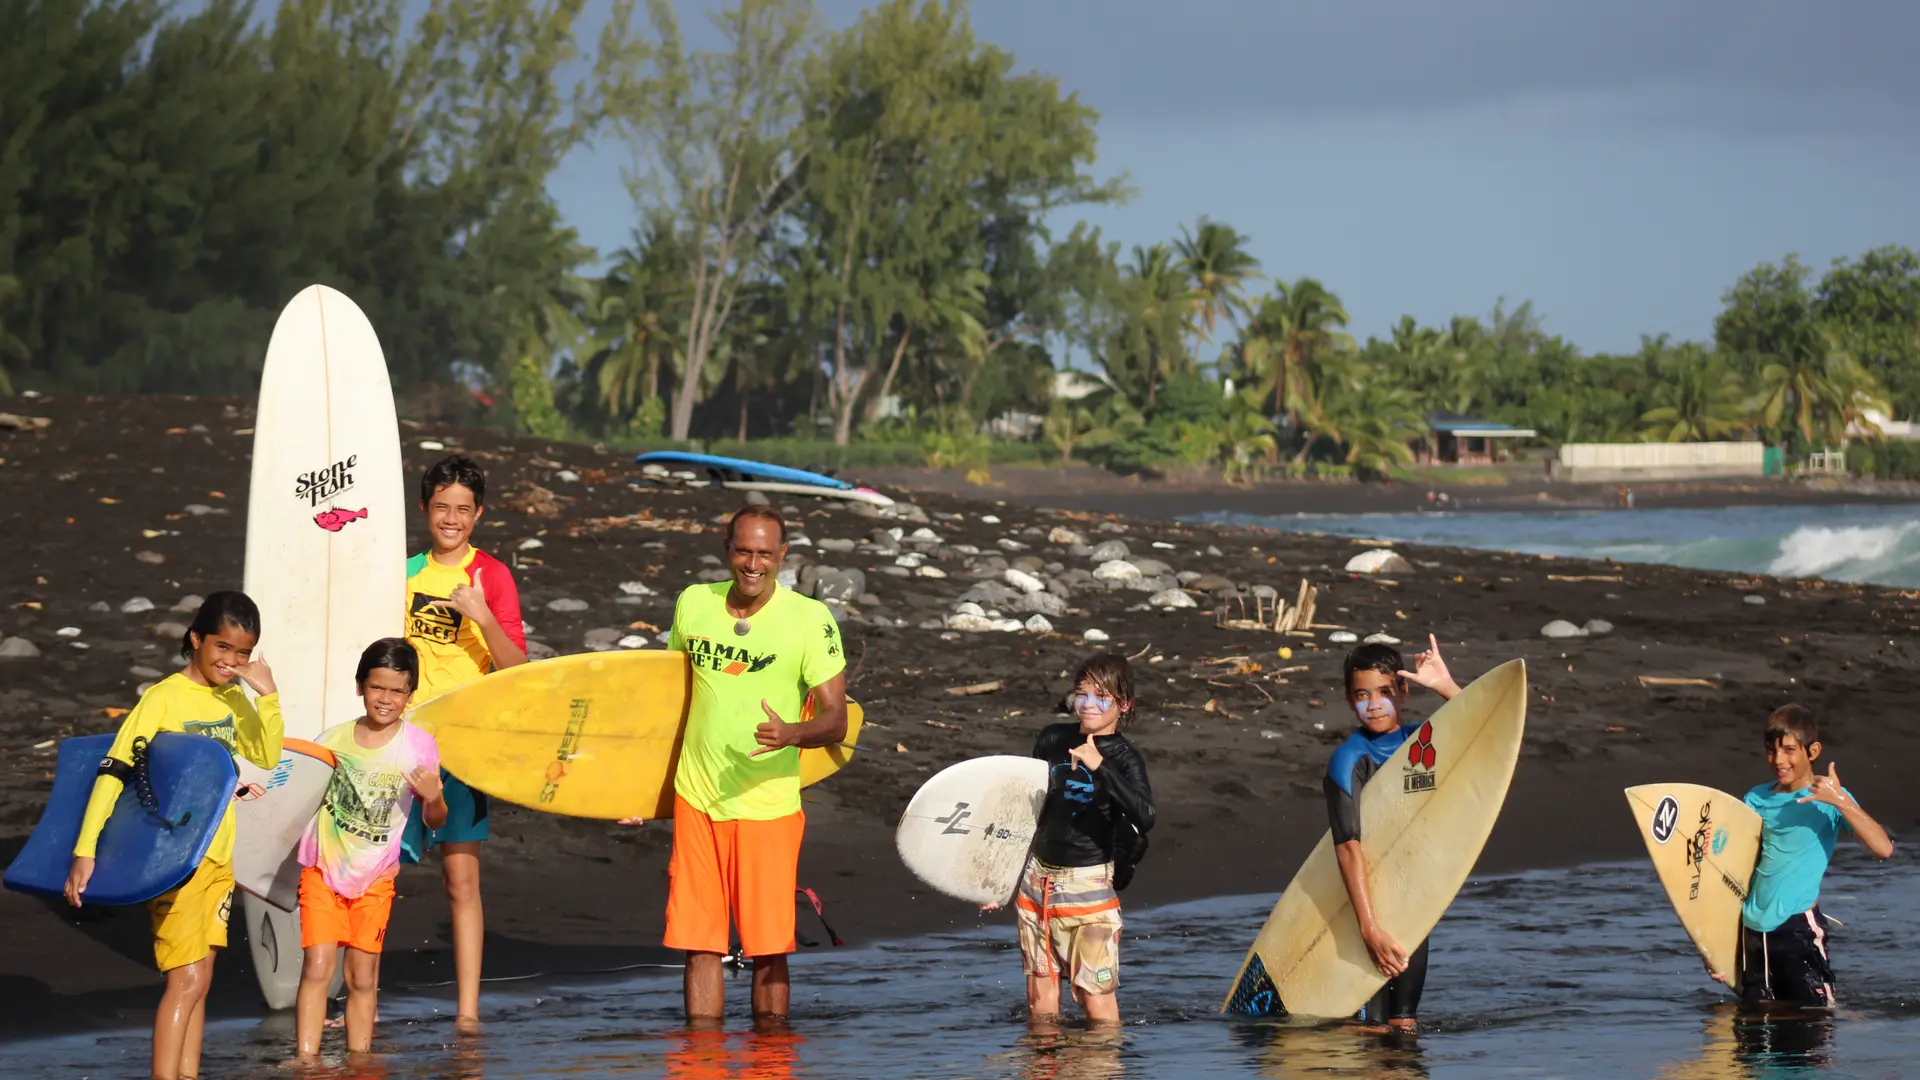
[1850,407,1920,441]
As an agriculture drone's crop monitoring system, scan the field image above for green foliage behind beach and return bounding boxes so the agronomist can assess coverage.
[3,1,1917,480]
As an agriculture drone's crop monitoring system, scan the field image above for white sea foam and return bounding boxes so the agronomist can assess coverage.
[1768,521,1920,583]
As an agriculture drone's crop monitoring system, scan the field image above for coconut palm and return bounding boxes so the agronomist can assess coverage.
[1756,322,1872,445]
[1639,344,1751,442]
[1244,278,1354,424]
[1115,243,1197,410]
[1174,218,1262,347]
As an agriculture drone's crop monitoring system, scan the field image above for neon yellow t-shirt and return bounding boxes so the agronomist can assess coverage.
[669,582,845,822]
[73,673,284,864]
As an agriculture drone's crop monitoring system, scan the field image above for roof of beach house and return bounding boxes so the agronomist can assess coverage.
[1427,412,1538,438]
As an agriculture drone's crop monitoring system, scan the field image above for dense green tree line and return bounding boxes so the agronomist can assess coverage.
[5,1,1918,481]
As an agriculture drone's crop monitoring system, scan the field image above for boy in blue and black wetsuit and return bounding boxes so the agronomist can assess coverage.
[1326,635,1463,1032]
[1716,704,1893,1006]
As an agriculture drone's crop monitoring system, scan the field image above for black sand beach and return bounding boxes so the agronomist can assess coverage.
[3,395,1918,1037]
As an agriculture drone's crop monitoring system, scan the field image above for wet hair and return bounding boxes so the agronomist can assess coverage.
[1072,653,1137,728]
[725,504,788,547]
[182,591,262,659]
[1343,643,1406,695]
[1766,703,1820,752]
[420,454,487,506]
[355,637,419,692]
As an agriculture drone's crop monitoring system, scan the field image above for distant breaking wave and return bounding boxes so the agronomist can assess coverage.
[1766,521,1920,584]
[1192,505,1920,588]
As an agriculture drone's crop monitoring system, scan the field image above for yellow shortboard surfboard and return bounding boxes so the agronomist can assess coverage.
[1222,658,1528,1019]
[1624,783,1761,985]
[408,650,863,820]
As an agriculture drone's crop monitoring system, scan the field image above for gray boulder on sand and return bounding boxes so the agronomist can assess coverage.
[1018,591,1067,617]
[1147,588,1197,609]
[802,566,867,603]
[547,598,590,612]
[1541,619,1589,639]
[583,628,625,651]
[1089,539,1131,562]
[1344,549,1413,575]
[0,637,41,659]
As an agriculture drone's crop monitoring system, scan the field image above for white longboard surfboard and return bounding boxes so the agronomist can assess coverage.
[241,285,405,1009]
[1625,783,1762,985]
[232,739,336,911]
[896,756,1048,906]
[1223,658,1528,1018]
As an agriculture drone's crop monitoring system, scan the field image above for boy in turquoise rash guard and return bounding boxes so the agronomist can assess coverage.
[1721,704,1893,1007]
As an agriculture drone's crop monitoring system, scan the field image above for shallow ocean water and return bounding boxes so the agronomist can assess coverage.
[9,852,1918,1078]
[1191,504,1920,588]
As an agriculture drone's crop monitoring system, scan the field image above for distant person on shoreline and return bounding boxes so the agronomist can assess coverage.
[294,638,445,1059]
[1714,704,1892,1006]
[1328,636,1463,1033]
[64,592,283,1080]
[399,455,527,1024]
[623,505,848,1024]
[985,653,1155,1027]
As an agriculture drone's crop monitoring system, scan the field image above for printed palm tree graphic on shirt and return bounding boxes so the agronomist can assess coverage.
[324,757,408,844]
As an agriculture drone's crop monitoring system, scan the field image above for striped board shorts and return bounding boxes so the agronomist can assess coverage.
[1014,859,1123,996]
[1738,905,1836,1007]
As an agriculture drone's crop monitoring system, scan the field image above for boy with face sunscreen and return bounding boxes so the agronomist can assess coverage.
[1326,635,1463,1032]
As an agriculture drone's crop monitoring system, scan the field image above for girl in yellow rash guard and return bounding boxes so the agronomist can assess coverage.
[63,591,284,1080]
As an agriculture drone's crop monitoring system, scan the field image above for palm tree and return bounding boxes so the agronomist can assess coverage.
[1639,344,1750,442]
[1174,218,1262,347]
[1756,322,1866,445]
[1245,278,1354,425]
[1119,244,1197,410]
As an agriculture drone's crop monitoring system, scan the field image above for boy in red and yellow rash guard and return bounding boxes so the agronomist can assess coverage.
[399,454,526,1022]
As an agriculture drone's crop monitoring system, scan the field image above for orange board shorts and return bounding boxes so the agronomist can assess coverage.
[664,795,805,958]
[299,866,397,954]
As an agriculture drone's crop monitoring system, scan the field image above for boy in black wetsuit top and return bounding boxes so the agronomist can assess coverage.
[1327,635,1462,1032]
[998,652,1155,1025]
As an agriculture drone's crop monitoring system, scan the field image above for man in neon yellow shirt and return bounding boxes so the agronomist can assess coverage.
[652,505,848,1023]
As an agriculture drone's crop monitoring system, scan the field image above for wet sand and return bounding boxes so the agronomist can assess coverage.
[3,396,1917,1036]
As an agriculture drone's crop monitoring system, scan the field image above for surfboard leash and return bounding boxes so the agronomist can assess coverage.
[129,736,186,828]
[795,887,844,948]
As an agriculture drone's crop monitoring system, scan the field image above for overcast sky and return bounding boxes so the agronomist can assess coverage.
[543,2,1920,352]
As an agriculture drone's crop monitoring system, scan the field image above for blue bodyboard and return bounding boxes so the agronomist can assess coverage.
[634,451,853,490]
[4,733,239,906]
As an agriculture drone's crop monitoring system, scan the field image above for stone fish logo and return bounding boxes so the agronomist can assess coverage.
[295,454,358,507]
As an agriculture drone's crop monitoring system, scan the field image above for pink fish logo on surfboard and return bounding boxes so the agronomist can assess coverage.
[313,507,369,532]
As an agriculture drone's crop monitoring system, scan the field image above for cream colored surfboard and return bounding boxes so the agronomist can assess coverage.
[1625,783,1761,985]
[1221,658,1528,1018]
[241,284,406,1009]
[408,650,863,820]
[895,755,1049,905]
